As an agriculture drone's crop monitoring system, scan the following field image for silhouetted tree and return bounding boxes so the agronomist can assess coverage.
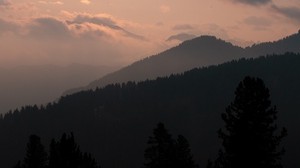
[144,123,175,168]
[13,161,22,168]
[15,133,100,168]
[23,135,48,168]
[214,76,287,168]
[175,135,198,168]
[49,132,100,168]
[144,123,197,168]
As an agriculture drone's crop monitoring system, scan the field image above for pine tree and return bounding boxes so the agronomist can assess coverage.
[23,135,48,168]
[13,161,22,168]
[49,132,100,168]
[144,123,197,168]
[215,76,287,168]
[175,135,198,168]
[144,123,175,168]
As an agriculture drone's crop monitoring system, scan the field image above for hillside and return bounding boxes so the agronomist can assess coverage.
[65,31,300,94]
[0,64,116,114]
[0,53,299,168]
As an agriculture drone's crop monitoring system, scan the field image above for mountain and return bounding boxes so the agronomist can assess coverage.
[65,31,300,94]
[1,53,299,168]
[0,64,117,114]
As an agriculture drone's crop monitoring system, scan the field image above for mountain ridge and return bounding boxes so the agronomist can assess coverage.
[1,53,300,168]
[64,31,300,95]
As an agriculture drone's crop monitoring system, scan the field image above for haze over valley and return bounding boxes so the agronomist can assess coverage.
[0,1,300,168]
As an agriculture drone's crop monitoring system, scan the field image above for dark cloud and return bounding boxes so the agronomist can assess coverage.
[166,33,196,42]
[0,18,18,33]
[172,24,194,31]
[244,16,272,27]
[29,18,71,39]
[231,0,271,6]
[66,14,146,40]
[271,4,300,23]
[0,0,11,7]
[67,14,122,30]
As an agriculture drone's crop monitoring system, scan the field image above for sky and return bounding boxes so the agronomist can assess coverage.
[0,0,299,67]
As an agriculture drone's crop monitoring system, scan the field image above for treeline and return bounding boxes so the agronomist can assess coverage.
[0,53,299,168]
[14,77,286,168]
[14,133,99,168]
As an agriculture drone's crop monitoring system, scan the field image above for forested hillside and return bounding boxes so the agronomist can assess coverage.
[1,53,300,168]
[65,31,300,94]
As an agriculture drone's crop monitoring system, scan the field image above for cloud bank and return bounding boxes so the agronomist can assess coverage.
[167,33,196,42]
[271,5,300,23]
[230,0,271,6]
[80,0,91,5]
[0,13,152,68]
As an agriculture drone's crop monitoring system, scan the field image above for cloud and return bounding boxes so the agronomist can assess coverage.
[38,1,64,5]
[230,0,271,6]
[271,4,300,23]
[243,16,272,30]
[166,33,196,42]
[66,14,145,40]
[160,5,171,13]
[172,24,194,31]
[0,12,156,68]
[0,18,18,34]
[67,14,122,30]
[80,0,91,5]
[28,17,71,39]
[0,0,11,8]
[0,0,10,6]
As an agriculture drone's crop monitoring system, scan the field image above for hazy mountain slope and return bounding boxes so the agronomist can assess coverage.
[65,36,244,94]
[65,31,300,94]
[0,64,116,114]
[1,53,299,168]
[245,31,300,56]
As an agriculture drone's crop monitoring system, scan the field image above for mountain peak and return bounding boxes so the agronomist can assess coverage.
[64,31,300,95]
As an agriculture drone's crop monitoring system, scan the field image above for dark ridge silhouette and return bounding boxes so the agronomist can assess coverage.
[0,53,300,168]
[64,31,300,95]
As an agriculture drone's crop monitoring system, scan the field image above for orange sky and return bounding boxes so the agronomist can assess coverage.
[0,0,299,67]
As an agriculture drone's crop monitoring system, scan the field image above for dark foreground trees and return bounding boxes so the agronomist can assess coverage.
[15,133,100,168]
[213,76,287,168]
[144,123,198,168]
[20,135,47,168]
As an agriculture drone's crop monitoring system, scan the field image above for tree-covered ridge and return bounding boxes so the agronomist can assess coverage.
[0,53,299,168]
[65,31,300,94]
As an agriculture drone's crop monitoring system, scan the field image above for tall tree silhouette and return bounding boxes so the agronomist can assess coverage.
[15,133,99,168]
[144,123,197,168]
[214,76,287,168]
[23,135,48,168]
[144,123,175,168]
[175,135,198,168]
[49,132,99,168]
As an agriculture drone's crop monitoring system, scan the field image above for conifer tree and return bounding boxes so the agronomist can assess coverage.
[215,76,287,168]
[175,135,198,168]
[144,123,197,168]
[23,135,48,168]
[144,123,175,168]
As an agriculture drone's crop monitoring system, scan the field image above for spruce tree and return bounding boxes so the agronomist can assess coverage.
[175,135,198,168]
[215,76,287,168]
[144,123,175,168]
[144,123,197,168]
[23,135,48,168]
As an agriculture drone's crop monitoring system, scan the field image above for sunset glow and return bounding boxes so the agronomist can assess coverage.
[0,0,299,67]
